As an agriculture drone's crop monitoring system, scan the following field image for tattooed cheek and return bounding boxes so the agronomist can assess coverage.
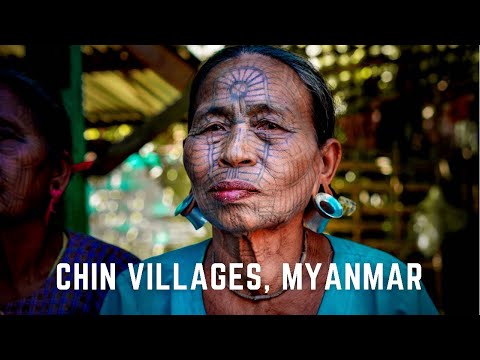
[206,135,225,145]
[0,138,25,152]
[0,147,19,157]
[185,162,209,184]
[183,138,194,153]
[183,152,210,182]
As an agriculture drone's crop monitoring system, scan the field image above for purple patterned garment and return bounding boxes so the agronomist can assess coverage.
[1,230,140,315]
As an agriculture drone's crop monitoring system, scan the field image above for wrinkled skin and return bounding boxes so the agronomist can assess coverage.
[184,53,341,314]
[0,84,51,222]
[184,54,323,233]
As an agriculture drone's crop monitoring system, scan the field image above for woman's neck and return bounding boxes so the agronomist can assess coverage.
[0,218,61,290]
[211,212,306,295]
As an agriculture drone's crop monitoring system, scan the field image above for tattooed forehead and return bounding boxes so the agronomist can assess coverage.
[212,65,269,105]
[0,85,36,129]
[194,54,310,119]
[200,55,301,96]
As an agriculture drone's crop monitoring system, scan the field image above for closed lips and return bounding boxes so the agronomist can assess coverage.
[209,180,259,192]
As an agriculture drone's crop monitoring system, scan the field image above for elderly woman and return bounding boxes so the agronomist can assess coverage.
[0,68,140,315]
[100,45,438,315]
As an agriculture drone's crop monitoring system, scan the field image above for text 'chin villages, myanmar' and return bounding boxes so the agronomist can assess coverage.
[54,262,423,292]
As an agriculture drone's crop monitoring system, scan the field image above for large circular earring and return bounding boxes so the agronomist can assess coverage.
[303,183,356,234]
[305,192,343,234]
[314,192,344,219]
[174,192,208,230]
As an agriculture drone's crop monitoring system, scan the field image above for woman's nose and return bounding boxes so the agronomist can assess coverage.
[218,126,256,168]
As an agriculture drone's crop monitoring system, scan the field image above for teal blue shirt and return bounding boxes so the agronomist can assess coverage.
[100,235,439,315]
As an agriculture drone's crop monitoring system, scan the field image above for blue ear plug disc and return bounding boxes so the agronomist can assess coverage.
[175,192,194,216]
[314,192,343,219]
[174,193,208,230]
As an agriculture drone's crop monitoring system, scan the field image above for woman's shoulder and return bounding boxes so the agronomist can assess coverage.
[326,234,401,265]
[322,235,439,314]
[65,230,141,266]
[143,239,211,266]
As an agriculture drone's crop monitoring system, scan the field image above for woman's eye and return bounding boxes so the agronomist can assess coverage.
[205,124,226,132]
[257,121,280,131]
[0,129,20,141]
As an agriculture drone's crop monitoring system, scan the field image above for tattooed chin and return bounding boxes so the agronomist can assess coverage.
[209,207,287,233]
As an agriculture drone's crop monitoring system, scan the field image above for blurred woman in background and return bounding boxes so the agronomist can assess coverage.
[0,68,139,315]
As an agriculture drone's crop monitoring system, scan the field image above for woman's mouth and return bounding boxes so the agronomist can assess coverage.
[209,180,259,203]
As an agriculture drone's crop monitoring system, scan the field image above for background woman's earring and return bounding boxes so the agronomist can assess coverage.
[175,192,208,230]
[44,188,63,225]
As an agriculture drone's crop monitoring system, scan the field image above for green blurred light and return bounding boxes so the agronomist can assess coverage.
[84,128,100,140]
[154,231,170,245]
[360,67,372,79]
[369,45,381,56]
[420,45,433,52]
[381,71,393,83]
[306,45,322,57]
[326,76,338,89]
[309,57,321,70]
[382,221,392,232]
[143,152,162,167]
[321,45,333,53]
[339,71,351,82]
[338,54,350,66]
[351,48,366,64]
[117,124,133,137]
[152,202,171,217]
[323,54,336,67]
[126,153,147,170]
[115,222,131,233]
[335,45,349,54]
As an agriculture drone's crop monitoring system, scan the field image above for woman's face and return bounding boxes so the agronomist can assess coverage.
[184,54,323,233]
[0,84,51,222]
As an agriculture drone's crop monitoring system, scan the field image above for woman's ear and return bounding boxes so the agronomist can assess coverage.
[312,138,342,196]
[320,138,342,183]
[49,151,72,196]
